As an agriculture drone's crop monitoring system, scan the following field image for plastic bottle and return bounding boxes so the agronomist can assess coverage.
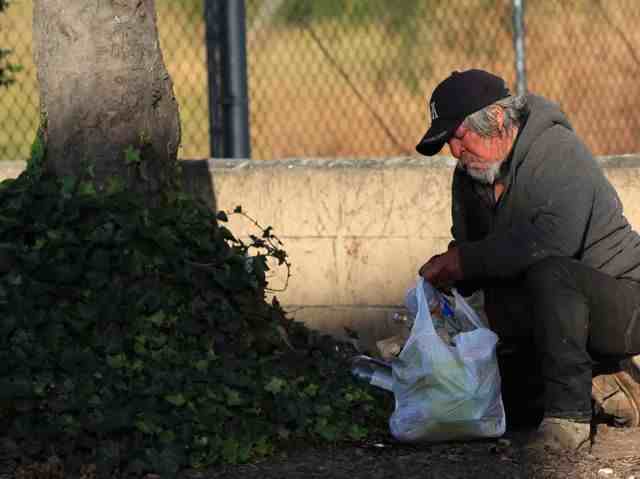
[404,281,460,345]
[405,281,450,318]
[350,355,393,391]
[422,281,448,314]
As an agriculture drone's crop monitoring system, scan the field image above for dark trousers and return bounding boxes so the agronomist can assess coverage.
[484,257,640,421]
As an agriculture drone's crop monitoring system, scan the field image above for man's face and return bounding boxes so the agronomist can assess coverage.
[447,122,511,184]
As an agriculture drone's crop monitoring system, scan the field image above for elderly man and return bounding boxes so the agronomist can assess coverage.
[416,69,640,450]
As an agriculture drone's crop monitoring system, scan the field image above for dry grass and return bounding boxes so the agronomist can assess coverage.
[1,0,639,160]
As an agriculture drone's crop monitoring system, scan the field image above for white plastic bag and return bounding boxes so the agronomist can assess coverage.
[389,278,506,442]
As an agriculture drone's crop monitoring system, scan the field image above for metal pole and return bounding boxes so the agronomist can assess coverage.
[221,0,251,159]
[512,0,528,96]
[204,0,224,158]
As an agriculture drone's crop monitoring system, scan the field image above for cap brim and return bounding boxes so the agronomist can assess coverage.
[415,118,459,156]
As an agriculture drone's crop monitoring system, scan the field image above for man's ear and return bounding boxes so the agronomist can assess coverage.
[491,106,506,134]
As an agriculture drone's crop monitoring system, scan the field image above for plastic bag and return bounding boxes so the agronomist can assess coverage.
[389,278,506,442]
[404,282,475,346]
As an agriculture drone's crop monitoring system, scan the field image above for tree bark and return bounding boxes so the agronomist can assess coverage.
[32,0,181,201]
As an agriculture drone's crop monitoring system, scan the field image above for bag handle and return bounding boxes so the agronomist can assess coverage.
[416,278,486,332]
[415,277,437,336]
[451,288,485,330]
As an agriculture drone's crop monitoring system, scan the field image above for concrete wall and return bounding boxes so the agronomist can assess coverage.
[3,156,640,349]
[208,157,457,350]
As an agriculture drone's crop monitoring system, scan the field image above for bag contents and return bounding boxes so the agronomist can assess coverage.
[350,355,393,391]
[376,282,470,360]
[376,333,410,361]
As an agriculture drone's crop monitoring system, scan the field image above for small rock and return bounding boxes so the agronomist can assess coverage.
[598,468,614,476]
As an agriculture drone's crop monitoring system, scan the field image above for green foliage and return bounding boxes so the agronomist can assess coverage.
[0,169,390,477]
[25,122,46,181]
[123,146,142,166]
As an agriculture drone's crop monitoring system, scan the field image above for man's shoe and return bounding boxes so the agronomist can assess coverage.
[592,354,640,427]
[526,417,591,451]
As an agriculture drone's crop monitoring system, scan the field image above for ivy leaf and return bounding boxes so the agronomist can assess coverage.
[222,438,240,464]
[107,353,127,369]
[264,377,286,395]
[224,388,244,406]
[78,181,97,196]
[159,429,176,444]
[315,404,333,417]
[61,176,77,197]
[164,393,187,407]
[253,437,274,457]
[145,311,166,325]
[303,383,319,397]
[106,176,126,195]
[135,418,160,435]
[194,359,208,372]
[124,146,142,165]
[314,417,339,442]
[348,424,369,440]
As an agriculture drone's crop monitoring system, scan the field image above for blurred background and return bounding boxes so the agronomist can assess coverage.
[1,0,639,160]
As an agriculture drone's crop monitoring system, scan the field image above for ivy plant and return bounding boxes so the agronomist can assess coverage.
[0,162,390,478]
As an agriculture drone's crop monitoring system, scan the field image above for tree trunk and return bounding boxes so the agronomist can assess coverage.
[32,0,181,202]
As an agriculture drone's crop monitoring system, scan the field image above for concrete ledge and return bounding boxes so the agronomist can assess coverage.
[3,155,640,344]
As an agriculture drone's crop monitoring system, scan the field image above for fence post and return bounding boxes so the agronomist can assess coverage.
[204,0,251,159]
[204,0,224,158]
[512,0,528,96]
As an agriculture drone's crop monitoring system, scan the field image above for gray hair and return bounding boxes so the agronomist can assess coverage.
[463,94,528,137]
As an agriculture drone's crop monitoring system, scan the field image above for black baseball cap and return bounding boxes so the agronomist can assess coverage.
[416,69,511,156]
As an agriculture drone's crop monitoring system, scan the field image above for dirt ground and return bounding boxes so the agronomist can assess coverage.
[196,426,640,479]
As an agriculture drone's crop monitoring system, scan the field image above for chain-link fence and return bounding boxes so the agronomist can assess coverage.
[1,0,639,161]
[0,0,209,160]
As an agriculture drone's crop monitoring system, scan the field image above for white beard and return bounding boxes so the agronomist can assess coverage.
[459,161,503,185]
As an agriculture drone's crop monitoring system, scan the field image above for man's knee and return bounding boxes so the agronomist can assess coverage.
[484,282,533,340]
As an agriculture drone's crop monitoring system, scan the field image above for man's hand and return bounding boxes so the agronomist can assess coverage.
[418,246,464,288]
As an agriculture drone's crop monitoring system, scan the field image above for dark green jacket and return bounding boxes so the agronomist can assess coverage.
[454,94,640,282]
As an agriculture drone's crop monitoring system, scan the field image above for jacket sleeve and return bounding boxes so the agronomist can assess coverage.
[450,168,488,294]
[457,137,596,280]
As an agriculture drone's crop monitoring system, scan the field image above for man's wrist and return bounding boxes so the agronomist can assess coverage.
[454,241,483,280]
